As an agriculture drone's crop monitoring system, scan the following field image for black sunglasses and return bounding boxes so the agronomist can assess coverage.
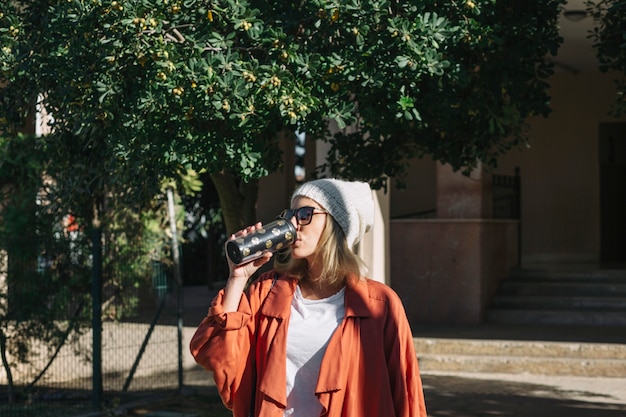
[280,206,328,225]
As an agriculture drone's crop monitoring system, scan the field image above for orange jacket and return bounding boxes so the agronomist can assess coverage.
[190,271,427,417]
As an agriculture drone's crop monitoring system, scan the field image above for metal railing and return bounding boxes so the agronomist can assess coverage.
[492,167,522,265]
[0,245,183,417]
[492,167,521,220]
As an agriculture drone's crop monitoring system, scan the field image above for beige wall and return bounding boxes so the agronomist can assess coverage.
[390,156,436,219]
[357,189,389,283]
[497,70,626,264]
[391,70,626,265]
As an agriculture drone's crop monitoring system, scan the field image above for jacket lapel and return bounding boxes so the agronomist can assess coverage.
[316,277,372,412]
[260,277,293,319]
[258,277,294,408]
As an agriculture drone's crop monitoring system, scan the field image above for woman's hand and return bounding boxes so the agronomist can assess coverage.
[226,222,274,280]
[222,222,273,312]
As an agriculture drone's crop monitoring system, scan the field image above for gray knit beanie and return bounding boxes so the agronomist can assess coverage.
[291,178,374,249]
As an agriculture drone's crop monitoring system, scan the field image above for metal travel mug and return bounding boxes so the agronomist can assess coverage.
[225,218,297,265]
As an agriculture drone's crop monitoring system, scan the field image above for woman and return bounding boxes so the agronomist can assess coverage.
[190,178,427,417]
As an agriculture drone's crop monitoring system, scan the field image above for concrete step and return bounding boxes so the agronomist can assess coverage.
[491,295,626,310]
[498,281,626,297]
[509,268,626,282]
[486,308,626,326]
[415,337,626,358]
[417,354,626,377]
[414,337,626,377]
[488,267,626,326]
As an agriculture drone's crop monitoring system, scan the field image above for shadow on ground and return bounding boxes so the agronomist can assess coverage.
[423,375,626,417]
[123,374,626,417]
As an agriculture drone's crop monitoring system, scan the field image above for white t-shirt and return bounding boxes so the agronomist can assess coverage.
[284,285,345,417]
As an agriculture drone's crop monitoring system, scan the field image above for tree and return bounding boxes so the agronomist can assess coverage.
[323,0,565,182]
[1,0,565,235]
[2,0,320,233]
[0,0,566,402]
[588,0,626,116]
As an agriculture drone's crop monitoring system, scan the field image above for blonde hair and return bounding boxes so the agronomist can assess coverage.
[274,214,366,286]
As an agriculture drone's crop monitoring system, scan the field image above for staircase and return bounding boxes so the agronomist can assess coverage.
[413,265,626,378]
[414,334,626,377]
[485,267,626,326]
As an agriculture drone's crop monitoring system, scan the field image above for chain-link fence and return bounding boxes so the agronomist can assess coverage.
[1,246,183,417]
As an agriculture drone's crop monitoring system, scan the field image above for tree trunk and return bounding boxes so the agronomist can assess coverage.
[239,178,259,226]
[210,172,259,235]
[0,328,15,403]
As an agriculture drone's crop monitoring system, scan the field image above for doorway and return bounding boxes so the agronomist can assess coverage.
[599,122,626,263]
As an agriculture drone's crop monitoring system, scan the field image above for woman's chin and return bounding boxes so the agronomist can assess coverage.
[289,249,308,260]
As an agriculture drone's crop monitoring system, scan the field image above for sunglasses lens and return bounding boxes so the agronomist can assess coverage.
[297,207,314,224]
[281,209,294,220]
[282,207,319,225]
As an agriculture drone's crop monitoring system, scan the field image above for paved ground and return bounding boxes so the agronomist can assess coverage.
[419,371,626,417]
[125,365,626,417]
